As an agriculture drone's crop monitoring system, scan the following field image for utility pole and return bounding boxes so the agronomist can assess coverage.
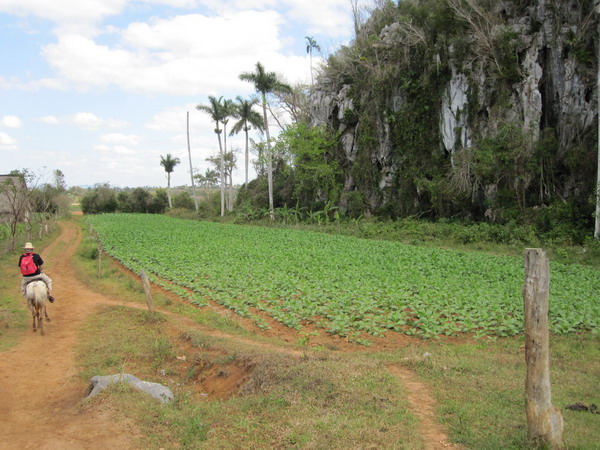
[187,111,199,212]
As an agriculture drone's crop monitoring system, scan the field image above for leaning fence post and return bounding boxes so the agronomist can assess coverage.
[523,248,563,448]
[139,270,155,314]
[97,244,103,277]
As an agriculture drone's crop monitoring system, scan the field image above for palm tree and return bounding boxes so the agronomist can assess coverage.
[160,153,180,208]
[186,111,199,211]
[305,36,321,86]
[220,98,236,211]
[196,96,227,216]
[230,96,263,185]
[239,62,292,220]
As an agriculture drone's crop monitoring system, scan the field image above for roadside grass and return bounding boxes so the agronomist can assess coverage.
[0,228,58,350]
[76,305,172,381]
[77,305,421,449]
[371,334,600,449]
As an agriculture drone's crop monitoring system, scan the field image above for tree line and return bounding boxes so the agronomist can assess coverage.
[0,169,70,252]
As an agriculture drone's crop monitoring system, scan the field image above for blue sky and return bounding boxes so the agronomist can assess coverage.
[0,0,360,188]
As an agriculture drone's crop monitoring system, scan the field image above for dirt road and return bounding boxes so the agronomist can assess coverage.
[0,221,141,449]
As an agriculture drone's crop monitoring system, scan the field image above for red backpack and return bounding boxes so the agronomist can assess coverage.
[20,254,38,276]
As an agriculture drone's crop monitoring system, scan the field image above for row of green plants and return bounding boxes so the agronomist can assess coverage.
[232,202,600,258]
[86,214,599,342]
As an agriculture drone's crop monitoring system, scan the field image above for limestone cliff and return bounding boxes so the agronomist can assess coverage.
[311,0,598,220]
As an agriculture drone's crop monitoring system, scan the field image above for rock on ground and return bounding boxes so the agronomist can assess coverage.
[87,374,174,404]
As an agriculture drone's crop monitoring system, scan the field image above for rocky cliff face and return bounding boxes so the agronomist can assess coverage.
[311,0,598,218]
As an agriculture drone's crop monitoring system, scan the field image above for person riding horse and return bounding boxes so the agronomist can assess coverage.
[18,242,56,303]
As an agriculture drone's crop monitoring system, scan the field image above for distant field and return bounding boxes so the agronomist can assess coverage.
[87,214,600,341]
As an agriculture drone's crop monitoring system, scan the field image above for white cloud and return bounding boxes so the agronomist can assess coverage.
[113,145,138,155]
[40,10,313,95]
[5,2,346,95]
[284,0,352,36]
[146,103,262,157]
[232,0,277,8]
[71,112,128,130]
[146,104,211,133]
[94,146,164,179]
[0,132,18,150]
[100,133,141,146]
[94,143,137,156]
[198,0,353,39]
[0,0,126,32]
[0,77,67,92]
[38,115,61,125]
[144,0,199,7]
[1,115,22,128]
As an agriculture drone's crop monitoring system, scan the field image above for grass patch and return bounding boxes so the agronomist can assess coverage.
[375,334,600,449]
[0,294,27,350]
[76,305,172,381]
[77,305,421,449]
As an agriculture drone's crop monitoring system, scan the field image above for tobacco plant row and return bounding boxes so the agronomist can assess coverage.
[86,214,600,341]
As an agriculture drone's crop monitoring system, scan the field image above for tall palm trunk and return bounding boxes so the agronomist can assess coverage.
[216,124,225,217]
[309,51,314,86]
[244,121,250,185]
[261,92,274,221]
[228,177,234,212]
[223,121,233,212]
[167,173,172,208]
[187,111,199,212]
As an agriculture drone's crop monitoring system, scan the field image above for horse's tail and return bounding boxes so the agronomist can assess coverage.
[30,281,48,307]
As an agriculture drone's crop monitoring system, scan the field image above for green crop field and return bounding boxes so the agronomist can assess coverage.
[86,214,600,342]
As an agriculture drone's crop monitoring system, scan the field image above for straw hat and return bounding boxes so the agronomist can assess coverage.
[24,242,34,250]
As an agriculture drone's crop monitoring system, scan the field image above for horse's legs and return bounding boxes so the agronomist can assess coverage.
[38,305,44,336]
[28,301,37,332]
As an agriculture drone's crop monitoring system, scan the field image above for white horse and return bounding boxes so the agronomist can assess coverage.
[25,281,50,335]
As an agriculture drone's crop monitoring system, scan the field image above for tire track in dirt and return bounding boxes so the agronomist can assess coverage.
[388,365,459,449]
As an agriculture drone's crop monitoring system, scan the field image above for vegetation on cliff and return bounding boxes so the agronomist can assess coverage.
[237,0,598,245]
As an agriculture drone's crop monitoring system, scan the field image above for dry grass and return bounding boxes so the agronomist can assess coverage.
[77,305,421,449]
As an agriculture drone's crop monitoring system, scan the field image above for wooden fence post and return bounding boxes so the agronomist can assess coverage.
[140,270,155,314]
[523,248,563,448]
[97,244,102,277]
